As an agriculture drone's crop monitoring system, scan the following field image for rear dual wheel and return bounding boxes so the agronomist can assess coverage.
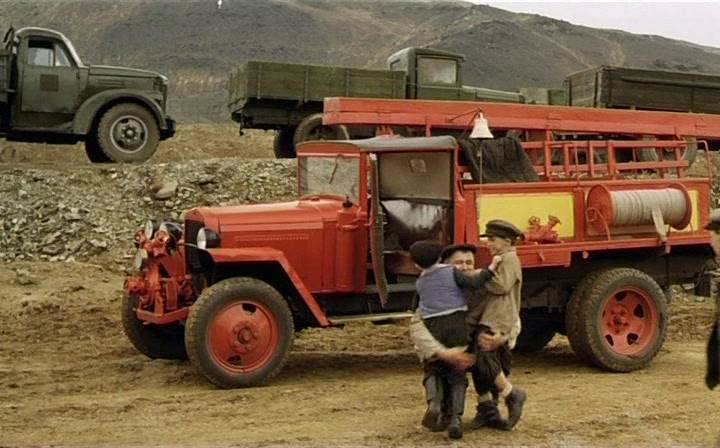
[637,136,698,166]
[293,113,349,146]
[565,268,667,372]
[273,126,297,158]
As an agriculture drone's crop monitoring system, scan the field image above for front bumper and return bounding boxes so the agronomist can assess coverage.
[160,115,177,140]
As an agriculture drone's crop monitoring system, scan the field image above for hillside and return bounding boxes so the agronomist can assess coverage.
[2,0,720,122]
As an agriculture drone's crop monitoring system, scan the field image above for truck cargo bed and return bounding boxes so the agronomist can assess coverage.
[565,66,720,114]
[228,60,405,111]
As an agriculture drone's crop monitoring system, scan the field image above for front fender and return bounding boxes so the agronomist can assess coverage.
[205,247,331,326]
[72,90,167,135]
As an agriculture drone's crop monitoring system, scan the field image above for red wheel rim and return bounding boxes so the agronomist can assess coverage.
[599,287,659,356]
[208,300,279,373]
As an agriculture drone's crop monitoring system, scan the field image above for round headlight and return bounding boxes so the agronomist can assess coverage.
[197,228,208,250]
[134,248,148,270]
[143,220,154,239]
[197,227,220,250]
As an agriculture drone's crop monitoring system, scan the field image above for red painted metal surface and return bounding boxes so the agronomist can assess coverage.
[124,228,193,324]
[208,300,279,373]
[600,287,659,356]
[204,247,331,326]
[469,177,710,269]
[323,97,720,139]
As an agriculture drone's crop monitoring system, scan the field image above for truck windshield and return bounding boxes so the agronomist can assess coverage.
[417,57,457,85]
[298,155,359,202]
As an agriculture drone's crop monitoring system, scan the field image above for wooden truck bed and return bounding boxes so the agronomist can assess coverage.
[565,66,720,114]
[227,60,405,111]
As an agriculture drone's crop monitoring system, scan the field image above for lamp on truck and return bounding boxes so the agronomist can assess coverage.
[469,113,493,139]
[196,228,221,250]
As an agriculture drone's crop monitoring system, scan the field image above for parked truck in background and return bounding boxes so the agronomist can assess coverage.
[0,27,175,163]
[565,65,720,114]
[227,47,524,158]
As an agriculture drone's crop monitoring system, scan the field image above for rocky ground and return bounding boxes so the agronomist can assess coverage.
[0,126,292,268]
[1,124,720,447]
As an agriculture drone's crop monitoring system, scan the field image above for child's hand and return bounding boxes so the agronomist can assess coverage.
[438,347,475,371]
[478,332,505,352]
[489,255,502,272]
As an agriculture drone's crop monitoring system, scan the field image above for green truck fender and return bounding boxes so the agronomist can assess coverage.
[71,90,168,135]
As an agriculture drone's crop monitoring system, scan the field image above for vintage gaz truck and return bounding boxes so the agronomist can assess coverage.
[0,27,175,163]
[228,47,523,158]
[123,99,714,387]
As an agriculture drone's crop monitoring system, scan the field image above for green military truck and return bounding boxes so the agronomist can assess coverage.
[228,47,523,158]
[565,65,720,114]
[0,27,175,163]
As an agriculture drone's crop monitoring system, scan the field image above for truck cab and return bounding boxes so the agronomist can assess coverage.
[0,27,175,163]
[387,47,523,103]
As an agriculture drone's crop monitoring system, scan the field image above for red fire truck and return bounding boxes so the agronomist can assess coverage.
[123,98,715,388]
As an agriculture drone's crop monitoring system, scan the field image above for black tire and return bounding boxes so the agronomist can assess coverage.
[293,113,349,147]
[96,103,160,163]
[566,268,667,372]
[565,268,613,363]
[121,294,188,360]
[638,137,698,167]
[273,127,297,158]
[513,311,557,353]
[84,137,113,163]
[185,277,294,388]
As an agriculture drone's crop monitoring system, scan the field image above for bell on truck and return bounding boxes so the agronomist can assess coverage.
[470,113,493,139]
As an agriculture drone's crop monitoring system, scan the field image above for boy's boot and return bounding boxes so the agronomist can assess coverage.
[447,384,466,439]
[472,399,506,430]
[421,373,444,431]
[437,386,451,431]
[504,387,527,430]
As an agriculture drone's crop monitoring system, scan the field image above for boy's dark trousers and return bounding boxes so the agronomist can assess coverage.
[468,324,512,396]
[422,311,468,437]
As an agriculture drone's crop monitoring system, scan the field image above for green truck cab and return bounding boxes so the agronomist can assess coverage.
[0,27,175,163]
[228,47,523,158]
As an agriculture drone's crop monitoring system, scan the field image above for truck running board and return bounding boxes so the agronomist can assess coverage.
[327,311,415,325]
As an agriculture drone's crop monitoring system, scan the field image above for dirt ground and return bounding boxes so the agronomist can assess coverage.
[2,124,720,447]
[0,123,275,167]
[1,261,719,447]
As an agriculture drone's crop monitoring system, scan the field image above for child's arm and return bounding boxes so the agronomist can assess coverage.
[453,267,495,289]
[484,255,517,295]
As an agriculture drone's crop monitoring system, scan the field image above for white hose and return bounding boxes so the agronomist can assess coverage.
[610,188,688,228]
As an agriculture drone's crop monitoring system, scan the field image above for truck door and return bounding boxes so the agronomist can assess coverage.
[16,38,80,120]
[377,150,454,250]
[368,148,454,305]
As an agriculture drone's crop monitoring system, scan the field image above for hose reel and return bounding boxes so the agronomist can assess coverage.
[586,184,692,241]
